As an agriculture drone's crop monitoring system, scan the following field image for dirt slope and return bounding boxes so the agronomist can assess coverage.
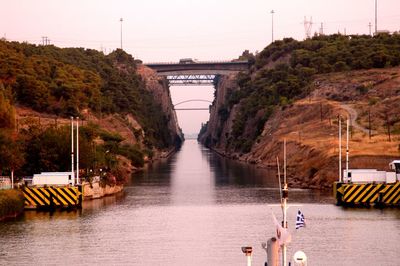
[204,67,400,189]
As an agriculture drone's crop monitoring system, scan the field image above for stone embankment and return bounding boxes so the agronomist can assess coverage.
[82,181,124,200]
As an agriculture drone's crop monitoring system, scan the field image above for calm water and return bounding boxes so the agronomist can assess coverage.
[1,140,399,265]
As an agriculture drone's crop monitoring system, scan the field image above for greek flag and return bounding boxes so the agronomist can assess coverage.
[295,209,306,229]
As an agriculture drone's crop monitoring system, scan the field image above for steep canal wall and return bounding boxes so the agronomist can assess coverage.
[199,36,400,189]
[0,190,24,221]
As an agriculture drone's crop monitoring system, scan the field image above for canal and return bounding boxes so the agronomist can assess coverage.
[1,140,399,265]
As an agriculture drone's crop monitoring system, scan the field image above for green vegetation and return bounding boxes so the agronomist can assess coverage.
[0,189,24,220]
[0,40,181,182]
[0,40,175,149]
[218,33,400,152]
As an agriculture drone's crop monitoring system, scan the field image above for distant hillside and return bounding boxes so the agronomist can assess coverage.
[199,34,400,188]
[0,40,182,179]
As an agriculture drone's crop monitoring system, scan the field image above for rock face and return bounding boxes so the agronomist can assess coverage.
[198,74,237,150]
[137,65,184,149]
[199,67,400,189]
[83,181,123,199]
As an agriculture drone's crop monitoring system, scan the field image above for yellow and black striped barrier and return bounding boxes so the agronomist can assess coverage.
[334,182,400,207]
[21,186,83,210]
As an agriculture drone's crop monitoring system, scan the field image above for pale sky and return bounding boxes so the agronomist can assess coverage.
[1,0,399,134]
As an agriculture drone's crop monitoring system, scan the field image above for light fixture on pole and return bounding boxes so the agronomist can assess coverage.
[120,17,123,50]
[271,10,275,43]
[375,0,378,35]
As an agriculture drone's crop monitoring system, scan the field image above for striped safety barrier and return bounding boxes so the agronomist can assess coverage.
[334,182,400,207]
[22,186,83,209]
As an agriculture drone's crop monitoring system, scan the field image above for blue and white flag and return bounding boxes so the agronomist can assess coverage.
[295,209,306,229]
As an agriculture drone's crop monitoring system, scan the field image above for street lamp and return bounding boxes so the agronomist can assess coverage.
[375,0,378,35]
[271,10,275,43]
[120,18,123,50]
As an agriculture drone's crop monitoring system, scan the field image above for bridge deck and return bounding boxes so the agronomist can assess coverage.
[146,61,249,73]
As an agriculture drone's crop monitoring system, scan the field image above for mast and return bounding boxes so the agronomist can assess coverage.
[284,138,287,185]
[282,139,288,266]
[71,117,75,185]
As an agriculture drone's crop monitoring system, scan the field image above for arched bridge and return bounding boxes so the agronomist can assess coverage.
[146,60,249,86]
[173,99,212,111]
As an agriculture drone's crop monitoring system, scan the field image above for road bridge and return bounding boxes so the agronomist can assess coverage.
[146,60,249,86]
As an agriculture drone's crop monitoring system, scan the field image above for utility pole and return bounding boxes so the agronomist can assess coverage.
[368,109,372,139]
[271,10,275,43]
[120,17,123,50]
[368,22,372,36]
[375,0,378,35]
[320,22,324,35]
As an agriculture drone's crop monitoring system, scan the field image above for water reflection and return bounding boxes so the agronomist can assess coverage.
[0,139,398,266]
[208,151,278,187]
[170,141,215,205]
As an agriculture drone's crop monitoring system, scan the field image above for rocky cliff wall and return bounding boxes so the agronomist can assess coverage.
[198,74,236,150]
[137,65,183,150]
[199,68,400,189]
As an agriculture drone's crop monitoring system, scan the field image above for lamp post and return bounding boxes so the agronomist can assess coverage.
[120,18,123,50]
[271,10,275,43]
[375,0,378,35]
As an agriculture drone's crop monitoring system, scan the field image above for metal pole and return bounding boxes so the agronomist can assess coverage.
[375,0,377,35]
[284,138,286,185]
[71,117,75,185]
[120,18,123,50]
[346,118,350,182]
[368,109,371,139]
[271,10,275,43]
[282,139,288,266]
[76,117,79,185]
[282,189,287,266]
[11,170,14,189]
[368,22,372,36]
[339,116,342,182]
